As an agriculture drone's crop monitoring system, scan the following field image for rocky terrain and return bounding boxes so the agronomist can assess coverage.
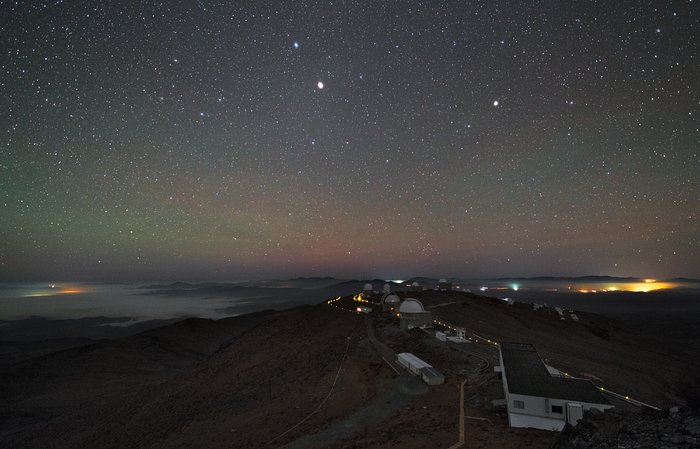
[1,289,698,448]
[552,408,700,449]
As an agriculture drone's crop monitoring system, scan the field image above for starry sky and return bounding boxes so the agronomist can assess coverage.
[1,0,698,281]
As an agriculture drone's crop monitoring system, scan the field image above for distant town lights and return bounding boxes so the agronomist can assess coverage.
[511,284,519,291]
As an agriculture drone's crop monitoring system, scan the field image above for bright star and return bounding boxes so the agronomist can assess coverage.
[293,41,299,49]
[493,100,499,106]
[317,81,324,89]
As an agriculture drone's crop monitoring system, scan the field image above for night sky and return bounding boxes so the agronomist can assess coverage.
[1,1,698,281]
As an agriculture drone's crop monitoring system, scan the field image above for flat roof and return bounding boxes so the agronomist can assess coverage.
[397,352,432,369]
[500,342,610,405]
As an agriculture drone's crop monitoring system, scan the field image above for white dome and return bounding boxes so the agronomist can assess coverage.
[383,283,391,293]
[363,283,373,291]
[411,281,420,287]
[384,294,400,304]
[438,279,447,283]
[399,298,425,313]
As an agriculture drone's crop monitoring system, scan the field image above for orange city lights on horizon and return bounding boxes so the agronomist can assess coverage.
[23,285,90,297]
[575,279,676,293]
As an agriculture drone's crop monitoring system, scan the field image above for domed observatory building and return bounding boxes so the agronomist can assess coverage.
[438,279,452,291]
[381,293,401,312]
[411,281,422,292]
[399,298,433,330]
[382,283,391,294]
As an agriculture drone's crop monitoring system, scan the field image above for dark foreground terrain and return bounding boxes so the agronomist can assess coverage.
[1,290,698,448]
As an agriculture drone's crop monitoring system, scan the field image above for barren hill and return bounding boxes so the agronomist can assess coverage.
[1,291,697,449]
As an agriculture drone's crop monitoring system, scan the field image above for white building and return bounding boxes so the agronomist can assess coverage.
[398,298,432,330]
[383,283,391,294]
[363,283,374,293]
[396,352,444,385]
[498,342,612,431]
[435,327,467,343]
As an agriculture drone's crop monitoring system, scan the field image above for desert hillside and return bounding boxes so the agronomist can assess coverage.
[1,291,697,449]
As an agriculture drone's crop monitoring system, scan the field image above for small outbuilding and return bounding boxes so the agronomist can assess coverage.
[420,366,445,385]
[396,352,444,385]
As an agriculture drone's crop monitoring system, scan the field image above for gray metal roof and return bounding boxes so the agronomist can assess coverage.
[397,352,432,369]
[420,366,444,380]
[500,342,610,405]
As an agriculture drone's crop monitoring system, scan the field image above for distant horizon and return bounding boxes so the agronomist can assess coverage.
[2,273,699,284]
[3,0,697,299]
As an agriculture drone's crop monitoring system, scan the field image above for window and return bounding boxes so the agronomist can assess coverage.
[551,405,563,414]
[513,400,525,409]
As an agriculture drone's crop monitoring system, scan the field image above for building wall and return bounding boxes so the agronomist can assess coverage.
[396,355,422,375]
[509,412,566,431]
[505,392,613,431]
[400,312,433,330]
[421,371,445,385]
[499,349,613,432]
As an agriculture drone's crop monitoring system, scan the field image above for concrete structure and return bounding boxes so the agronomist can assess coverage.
[436,327,467,343]
[449,327,467,342]
[438,278,452,291]
[397,352,444,385]
[398,298,432,330]
[498,342,612,431]
[420,366,445,385]
[381,293,401,312]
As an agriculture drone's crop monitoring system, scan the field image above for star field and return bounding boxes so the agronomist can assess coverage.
[0,0,698,280]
